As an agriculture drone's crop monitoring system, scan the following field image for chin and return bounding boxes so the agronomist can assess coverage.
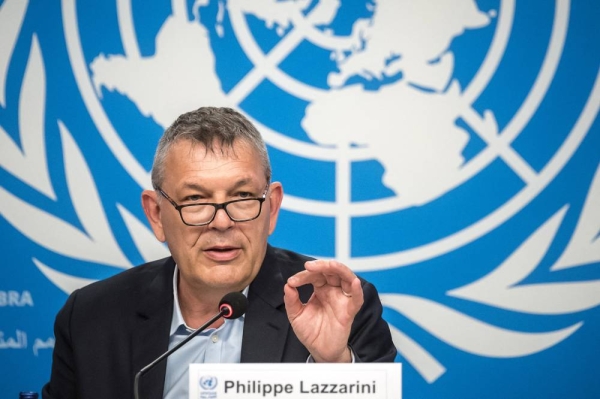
[208,272,250,289]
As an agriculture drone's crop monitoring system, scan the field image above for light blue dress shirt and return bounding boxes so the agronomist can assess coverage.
[162,267,246,399]
[162,266,353,398]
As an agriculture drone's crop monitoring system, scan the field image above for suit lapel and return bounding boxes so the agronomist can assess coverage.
[241,246,291,362]
[131,258,175,399]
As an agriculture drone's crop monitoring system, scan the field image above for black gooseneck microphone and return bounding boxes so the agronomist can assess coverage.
[133,291,248,399]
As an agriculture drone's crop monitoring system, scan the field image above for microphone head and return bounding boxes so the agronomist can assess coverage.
[219,292,248,319]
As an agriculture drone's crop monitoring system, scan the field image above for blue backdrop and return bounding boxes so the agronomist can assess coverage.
[1,0,599,397]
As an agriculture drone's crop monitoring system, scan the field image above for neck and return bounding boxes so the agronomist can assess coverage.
[176,275,243,330]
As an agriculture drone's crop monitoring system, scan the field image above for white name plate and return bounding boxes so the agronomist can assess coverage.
[189,363,401,399]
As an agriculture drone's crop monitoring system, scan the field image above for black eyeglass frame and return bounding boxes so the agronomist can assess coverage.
[154,184,270,226]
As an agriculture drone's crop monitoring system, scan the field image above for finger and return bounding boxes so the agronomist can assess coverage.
[340,274,359,297]
[344,276,364,308]
[287,269,328,288]
[323,272,343,288]
[304,260,357,284]
[283,283,304,321]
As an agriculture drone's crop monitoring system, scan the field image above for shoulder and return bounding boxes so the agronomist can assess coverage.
[78,257,173,296]
[59,257,174,316]
[264,245,314,273]
[265,245,375,287]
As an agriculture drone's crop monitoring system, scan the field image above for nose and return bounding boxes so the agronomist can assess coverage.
[208,207,234,230]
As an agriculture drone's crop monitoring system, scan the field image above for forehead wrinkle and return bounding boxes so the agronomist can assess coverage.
[168,140,265,191]
[180,177,257,192]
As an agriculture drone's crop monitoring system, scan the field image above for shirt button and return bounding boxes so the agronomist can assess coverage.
[211,334,218,343]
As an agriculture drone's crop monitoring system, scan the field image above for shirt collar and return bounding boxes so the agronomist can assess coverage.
[170,265,248,336]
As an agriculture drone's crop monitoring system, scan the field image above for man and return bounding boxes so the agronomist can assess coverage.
[42,107,396,399]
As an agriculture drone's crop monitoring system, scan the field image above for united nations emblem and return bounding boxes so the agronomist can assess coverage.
[200,375,218,390]
[1,0,599,397]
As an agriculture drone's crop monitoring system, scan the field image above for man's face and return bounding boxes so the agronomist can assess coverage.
[143,139,282,294]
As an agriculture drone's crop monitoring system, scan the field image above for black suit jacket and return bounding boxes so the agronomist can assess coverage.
[42,246,397,399]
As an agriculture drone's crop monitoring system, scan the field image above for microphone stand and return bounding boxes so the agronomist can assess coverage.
[133,308,227,399]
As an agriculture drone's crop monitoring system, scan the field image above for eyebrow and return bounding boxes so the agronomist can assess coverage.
[181,178,258,193]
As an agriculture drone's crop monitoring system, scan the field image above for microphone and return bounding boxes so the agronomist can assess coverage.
[133,291,248,399]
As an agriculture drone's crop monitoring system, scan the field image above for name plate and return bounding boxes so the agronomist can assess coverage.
[189,363,401,399]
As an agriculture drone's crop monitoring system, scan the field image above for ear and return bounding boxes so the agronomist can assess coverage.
[266,182,283,235]
[141,189,166,242]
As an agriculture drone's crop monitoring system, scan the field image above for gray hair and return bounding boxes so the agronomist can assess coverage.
[151,107,272,188]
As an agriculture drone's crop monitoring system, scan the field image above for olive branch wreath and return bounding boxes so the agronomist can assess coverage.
[0,1,599,383]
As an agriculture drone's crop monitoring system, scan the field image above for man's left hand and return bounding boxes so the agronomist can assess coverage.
[283,260,364,363]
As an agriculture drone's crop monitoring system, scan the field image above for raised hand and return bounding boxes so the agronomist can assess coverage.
[283,260,364,363]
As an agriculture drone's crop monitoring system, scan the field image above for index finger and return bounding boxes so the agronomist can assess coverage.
[286,268,328,288]
[304,260,357,283]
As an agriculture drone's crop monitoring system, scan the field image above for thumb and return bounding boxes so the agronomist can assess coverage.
[283,283,304,321]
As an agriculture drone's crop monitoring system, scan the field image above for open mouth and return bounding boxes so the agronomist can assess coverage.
[205,246,241,261]
[208,246,237,252]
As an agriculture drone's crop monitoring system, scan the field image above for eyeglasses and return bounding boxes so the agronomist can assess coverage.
[155,184,269,226]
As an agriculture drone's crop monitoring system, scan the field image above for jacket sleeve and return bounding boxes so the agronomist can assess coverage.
[348,280,397,362]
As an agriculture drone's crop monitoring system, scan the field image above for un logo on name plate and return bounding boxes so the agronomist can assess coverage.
[199,375,218,391]
[1,0,599,397]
